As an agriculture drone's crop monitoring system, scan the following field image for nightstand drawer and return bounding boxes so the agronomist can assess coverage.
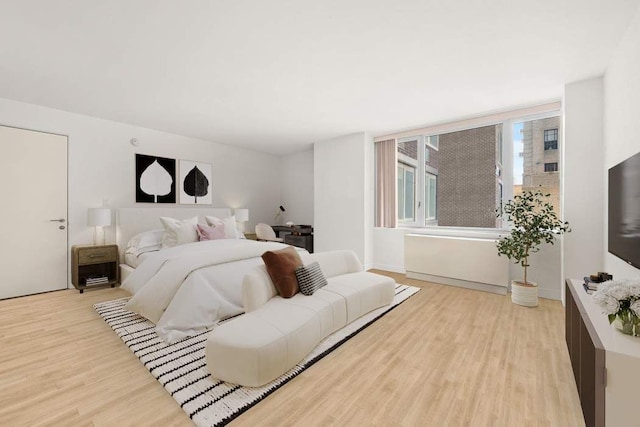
[77,246,117,265]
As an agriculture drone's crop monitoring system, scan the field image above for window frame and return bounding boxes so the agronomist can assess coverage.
[397,136,423,226]
[426,135,439,150]
[544,162,558,172]
[544,128,558,150]
[425,172,437,222]
[384,107,561,237]
[397,159,417,223]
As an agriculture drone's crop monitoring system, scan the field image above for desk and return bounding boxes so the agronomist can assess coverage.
[272,225,313,253]
[271,225,313,237]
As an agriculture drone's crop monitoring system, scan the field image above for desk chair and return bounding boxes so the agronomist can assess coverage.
[255,223,284,242]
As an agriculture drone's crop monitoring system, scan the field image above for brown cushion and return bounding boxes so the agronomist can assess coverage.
[261,247,303,298]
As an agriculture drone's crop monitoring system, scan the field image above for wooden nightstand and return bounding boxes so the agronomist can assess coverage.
[71,244,119,293]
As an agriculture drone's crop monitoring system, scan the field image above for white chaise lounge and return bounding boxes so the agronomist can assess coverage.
[205,250,396,387]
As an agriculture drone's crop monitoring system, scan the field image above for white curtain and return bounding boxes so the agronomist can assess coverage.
[375,139,397,228]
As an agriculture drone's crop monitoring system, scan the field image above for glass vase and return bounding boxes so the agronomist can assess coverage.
[614,311,640,337]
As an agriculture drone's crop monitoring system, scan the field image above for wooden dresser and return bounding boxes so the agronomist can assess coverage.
[565,279,640,426]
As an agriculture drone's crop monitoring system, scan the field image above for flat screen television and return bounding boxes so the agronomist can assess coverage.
[609,150,640,269]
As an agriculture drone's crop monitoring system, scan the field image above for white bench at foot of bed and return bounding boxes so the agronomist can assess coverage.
[205,250,395,387]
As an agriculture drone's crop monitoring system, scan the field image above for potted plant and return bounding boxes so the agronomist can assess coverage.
[496,190,570,307]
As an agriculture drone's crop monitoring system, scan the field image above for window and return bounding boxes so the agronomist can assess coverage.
[396,125,503,228]
[377,107,561,231]
[514,116,561,215]
[426,135,439,150]
[544,128,558,150]
[497,128,503,165]
[427,125,502,228]
[425,173,437,221]
[397,138,419,223]
[398,138,418,162]
[397,163,415,221]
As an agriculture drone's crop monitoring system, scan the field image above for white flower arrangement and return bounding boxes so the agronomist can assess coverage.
[632,300,640,317]
[592,279,640,335]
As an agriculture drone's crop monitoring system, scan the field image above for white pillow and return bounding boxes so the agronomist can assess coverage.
[160,217,198,248]
[126,229,164,251]
[205,215,240,239]
[204,215,223,227]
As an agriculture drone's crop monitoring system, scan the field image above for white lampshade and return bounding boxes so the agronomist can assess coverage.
[88,208,111,227]
[234,208,249,223]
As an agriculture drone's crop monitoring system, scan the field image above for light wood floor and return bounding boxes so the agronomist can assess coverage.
[0,273,585,426]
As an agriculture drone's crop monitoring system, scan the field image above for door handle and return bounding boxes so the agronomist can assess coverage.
[49,218,66,223]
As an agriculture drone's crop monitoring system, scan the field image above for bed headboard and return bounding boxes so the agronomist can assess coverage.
[116,207,232,258]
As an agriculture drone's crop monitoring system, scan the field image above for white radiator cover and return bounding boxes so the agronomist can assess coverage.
[404,234,509,295]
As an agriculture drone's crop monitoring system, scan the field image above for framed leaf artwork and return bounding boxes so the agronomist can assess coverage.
[135,154,177,203]
[179,160,212,204]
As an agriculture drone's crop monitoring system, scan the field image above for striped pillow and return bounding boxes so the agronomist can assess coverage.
[295,262,328,296]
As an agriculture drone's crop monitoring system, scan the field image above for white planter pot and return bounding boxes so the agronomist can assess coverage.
[511,280,538,307]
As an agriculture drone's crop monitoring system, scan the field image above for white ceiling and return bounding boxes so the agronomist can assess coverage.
[0,0,638,156]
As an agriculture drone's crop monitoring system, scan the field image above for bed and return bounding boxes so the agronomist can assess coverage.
[117,207,234,281]
[115,207,309,343]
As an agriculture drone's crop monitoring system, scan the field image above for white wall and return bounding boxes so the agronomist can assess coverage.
[510,239,562,300]
[363,135,374,268]
[373,226,563,298]
[314,132,372,266]
[604,5,640,279]
[372,228,407,273]
[0,97,282,285]
[563,77,605,297]
[280,149,314,225]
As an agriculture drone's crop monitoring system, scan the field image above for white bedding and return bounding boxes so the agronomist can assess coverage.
[121,239,308,343]
[124,248,158,268]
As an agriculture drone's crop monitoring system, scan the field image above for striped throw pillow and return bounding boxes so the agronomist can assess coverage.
[295,262,328,296]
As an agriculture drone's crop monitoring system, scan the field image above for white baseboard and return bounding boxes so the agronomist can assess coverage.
[368,266,562,301]
[537,287,561,301]
[370,263,405,274]
[406,271,508,296]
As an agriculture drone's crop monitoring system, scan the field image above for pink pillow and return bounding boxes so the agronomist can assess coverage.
[196,223,226,241]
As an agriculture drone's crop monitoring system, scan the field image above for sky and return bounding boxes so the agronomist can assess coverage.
[513,122,524,185]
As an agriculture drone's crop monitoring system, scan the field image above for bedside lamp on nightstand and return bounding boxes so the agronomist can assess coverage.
[88,207,111,246]
[234,208,249,233]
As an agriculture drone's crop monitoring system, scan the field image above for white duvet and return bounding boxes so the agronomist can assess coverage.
[121,239,304,343]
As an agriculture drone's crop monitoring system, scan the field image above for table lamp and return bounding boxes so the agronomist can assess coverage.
[88,207,111,245]
[234,208,249,233]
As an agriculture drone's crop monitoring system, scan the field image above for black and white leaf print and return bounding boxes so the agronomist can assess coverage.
[183,166,209,204]
[140,160,173,203]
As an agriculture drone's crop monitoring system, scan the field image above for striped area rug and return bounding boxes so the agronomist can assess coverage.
[94,284,420,427]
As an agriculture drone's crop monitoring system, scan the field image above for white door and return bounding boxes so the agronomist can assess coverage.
[0,125,68,299]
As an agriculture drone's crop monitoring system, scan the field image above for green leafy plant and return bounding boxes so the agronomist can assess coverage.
[496,190,570,286]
